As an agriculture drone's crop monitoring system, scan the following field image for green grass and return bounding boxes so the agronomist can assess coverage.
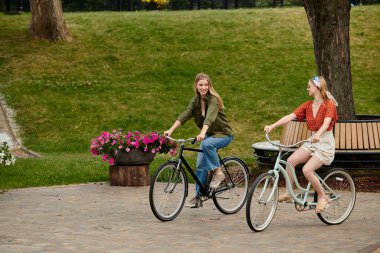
[0,6,379,189]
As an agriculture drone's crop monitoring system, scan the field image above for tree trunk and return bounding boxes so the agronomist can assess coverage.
[235,0,239,8]
[29,0,71,42]
[304,0,356,120]
[5,0,11,12]
[109,165,150,186]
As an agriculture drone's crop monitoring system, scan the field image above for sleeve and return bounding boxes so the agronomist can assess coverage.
[176,96,196,125]
[203,96,219,126]
[325,100,338,123]
[293,101,308,121]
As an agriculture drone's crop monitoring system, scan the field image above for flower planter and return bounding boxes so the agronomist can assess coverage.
[90,130,177,186]
[109,149,156,186]
[112,149,156,166]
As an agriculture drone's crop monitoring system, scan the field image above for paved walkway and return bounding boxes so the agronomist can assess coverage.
[0,183,379,253]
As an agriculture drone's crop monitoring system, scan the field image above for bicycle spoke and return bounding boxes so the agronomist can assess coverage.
[212,157,249,214]
[316,169,356,225]
[246,173,278,232]
[149,162,186,221]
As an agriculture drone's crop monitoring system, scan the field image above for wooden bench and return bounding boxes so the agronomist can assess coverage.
[252,115,380,172]
[280,120,380,151]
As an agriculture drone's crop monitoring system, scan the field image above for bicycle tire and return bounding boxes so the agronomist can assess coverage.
[246,173,278,232]
[314,168,356,225]
[149,161,187,222]
[212,156,249,214]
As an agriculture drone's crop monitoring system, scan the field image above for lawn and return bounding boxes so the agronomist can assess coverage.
[0,6,379,189]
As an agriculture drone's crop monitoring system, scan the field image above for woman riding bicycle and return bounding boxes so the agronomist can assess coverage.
[164,73,233,208]
[264,76,338,213]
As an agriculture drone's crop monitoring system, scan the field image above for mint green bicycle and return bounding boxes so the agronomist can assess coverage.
[246,133,356,232]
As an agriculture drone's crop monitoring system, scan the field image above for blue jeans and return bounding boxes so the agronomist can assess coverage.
[195,134,233,197]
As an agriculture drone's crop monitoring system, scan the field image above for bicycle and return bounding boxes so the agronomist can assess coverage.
[246,133,356,232]
[149,136,249,222]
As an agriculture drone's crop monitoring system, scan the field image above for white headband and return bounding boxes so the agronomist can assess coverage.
[312,76,321,88]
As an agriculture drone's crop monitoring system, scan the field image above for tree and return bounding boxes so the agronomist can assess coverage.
[29,0,71,42]
[304,0,355,120]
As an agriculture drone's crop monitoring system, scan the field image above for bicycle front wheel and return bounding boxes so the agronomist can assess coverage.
[212,157,249,214]
[149,162,187,222]
[246,173,278,232]
[316,169,356,225]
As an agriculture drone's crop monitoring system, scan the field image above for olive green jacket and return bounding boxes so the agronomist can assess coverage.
[177,93,233,137]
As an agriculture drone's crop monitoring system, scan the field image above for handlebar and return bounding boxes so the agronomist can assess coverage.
[265,132,310,148]
[165,135,197,145]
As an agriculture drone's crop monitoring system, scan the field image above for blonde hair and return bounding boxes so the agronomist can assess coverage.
[313,76,338,106]
[193,73,224,109]
[317,76,329,100]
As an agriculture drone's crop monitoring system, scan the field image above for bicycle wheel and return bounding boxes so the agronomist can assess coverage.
[149,162,187,221]
[315,169,356,225]
[246,173,278,232]
[212,156,249,214]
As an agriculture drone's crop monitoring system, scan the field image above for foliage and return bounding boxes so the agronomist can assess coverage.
[90,130,177,165]
[0,142,16,166]
[143,0,169,9]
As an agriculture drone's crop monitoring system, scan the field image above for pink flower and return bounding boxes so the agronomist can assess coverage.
[170,149,175,156]
[102,154,108,161]
[118,145,123,150]
[125,148,130,152]
[144,146,148,152]
[151,149,156,154]
[142,136,150,145]
[108,158,115,165]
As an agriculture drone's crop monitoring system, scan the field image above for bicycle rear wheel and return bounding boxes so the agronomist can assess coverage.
[315,169,356,225]
[246,173,278,232]
[149,162,187,221]
[212,157,249,214]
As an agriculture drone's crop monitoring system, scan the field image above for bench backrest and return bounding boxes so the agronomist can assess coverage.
[280,121,380,150]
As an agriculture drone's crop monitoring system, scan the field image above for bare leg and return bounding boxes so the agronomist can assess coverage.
[285,147,311,193]
[302,156,326,200]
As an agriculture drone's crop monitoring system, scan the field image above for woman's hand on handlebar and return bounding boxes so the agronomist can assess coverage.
[311,135,320,143]
[164,130,173,136]
[196,133,205,142]
[264,125,274,133]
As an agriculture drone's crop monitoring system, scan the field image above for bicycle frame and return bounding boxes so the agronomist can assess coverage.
[172,141,235,199]
[263,135,340,207]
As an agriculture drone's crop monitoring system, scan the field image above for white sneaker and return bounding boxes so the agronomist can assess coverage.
[210,172,225,188]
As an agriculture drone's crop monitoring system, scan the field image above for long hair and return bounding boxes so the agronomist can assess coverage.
[317,76,329,100]
[193,73,224,109]
[314,76,338,106]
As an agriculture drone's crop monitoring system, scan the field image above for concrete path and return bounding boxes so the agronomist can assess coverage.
[0,183,379,253]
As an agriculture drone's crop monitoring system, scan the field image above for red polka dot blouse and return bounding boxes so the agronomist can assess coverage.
[293,100,338,131]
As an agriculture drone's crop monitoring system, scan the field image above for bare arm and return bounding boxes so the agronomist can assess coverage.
[164,120,182,136]
[196,124,209,142]
[312,117,332,143]
[264,113,297,133]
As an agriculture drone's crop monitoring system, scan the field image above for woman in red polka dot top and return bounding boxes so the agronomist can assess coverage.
[264,76,338,213]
